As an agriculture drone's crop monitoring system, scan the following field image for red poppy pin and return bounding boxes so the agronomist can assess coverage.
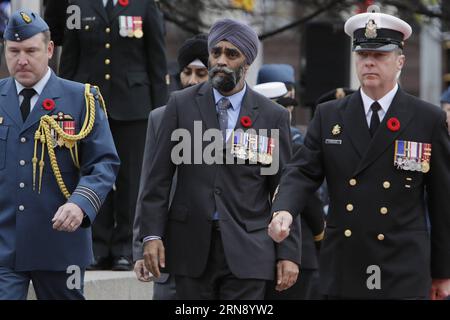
[240,116,252,128]
[42,98,55,111]
[387,117,400,132]
[118,0,129,7]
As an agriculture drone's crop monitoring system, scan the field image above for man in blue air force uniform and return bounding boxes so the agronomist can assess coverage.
[0,10,119,299]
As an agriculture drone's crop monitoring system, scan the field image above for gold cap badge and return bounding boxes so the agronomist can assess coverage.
[365,19,377,39]
[20,12,32,24]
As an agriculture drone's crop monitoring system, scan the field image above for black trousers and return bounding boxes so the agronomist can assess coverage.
[92,119,147,258]
[264,269,321,300]
[175,222,266,300]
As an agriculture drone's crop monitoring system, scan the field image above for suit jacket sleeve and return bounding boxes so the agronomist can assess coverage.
[133,110,159,261]
[59,16,80,80]
[425,111,450,278]
[144,0,168,108]
[272,105,326,236]
[67,89,120,227]
[138,96,178,240]
[269,110,302,266]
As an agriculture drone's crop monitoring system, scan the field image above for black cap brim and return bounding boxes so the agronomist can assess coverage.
[353,43,399,52]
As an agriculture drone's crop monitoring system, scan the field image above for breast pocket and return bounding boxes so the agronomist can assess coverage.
[0,125,9,170]
[127,71,152,108]
[79,19,100,48]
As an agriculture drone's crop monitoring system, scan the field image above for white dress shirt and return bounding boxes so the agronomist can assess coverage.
[360,83,399,127]
[15,67,52,112]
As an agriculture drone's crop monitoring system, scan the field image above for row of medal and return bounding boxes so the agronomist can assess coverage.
[231,131,274,165]
[119,16,143,38]
[394,140,431,173]
[50,112,76,148]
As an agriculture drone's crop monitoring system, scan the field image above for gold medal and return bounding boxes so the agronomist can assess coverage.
[134,29,143,38]
[127,29,134,37]
[421,161,430,173]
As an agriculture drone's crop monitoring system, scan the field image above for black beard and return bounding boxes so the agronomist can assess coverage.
[209,64,243,93]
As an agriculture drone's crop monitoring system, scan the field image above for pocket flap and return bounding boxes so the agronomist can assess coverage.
[127,72,150,87]
[244,220,268,232]
[0,125,8,140]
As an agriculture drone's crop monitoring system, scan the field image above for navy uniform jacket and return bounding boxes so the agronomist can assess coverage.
[272,88,450,298]
[0,72,120,271]
[138,82,301,280]
[59,0,168,120]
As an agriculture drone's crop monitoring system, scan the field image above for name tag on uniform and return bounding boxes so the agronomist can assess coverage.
[325,139,342,145]
[394,140,431,173]
[82,16,96,21]
[0,117,3,124]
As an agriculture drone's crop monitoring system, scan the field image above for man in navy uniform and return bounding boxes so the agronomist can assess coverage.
[0,10,119,299]
[268,11,450,299]
[59,0,168,270]
[138,19,301,299]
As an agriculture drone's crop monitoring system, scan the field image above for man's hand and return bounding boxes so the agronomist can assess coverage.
[143,239,165,279]
[52,203,84,232]
[430,278,450,300]
[134,259,153,282]
[275,260,299,292]
[268,211,293,243]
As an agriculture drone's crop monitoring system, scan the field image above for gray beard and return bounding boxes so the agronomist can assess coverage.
[209,65,243,93]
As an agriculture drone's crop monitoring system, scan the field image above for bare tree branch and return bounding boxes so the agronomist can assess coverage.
[259,0,348,40]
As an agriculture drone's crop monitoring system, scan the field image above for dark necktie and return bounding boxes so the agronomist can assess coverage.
[369,101,381,137]
[20,88,36,122]
[105,0,115,20]
[217,98,231,141]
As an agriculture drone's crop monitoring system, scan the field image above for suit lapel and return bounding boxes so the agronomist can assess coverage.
[91,0,109,24]
[353,88,415,176]
[195,82,220,130]
[0,78,23,129]
[234,86,260,130]
[21,72,62,134]
[340,90,371,158]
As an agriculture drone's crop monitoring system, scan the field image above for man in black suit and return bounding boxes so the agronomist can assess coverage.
[268,11,450,299]
[59,0,168,270]
[138,19,301,299]
[133,34,209,300]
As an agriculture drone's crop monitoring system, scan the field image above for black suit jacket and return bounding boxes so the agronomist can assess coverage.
[59,0,168,120]
[272,88,450,298]
[138,82,301,280]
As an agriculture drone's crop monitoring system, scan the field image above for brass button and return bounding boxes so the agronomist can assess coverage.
[346,204,354,212]
[84,25,90,31]
[105,59,111,65]
[377,234,385,241]
[344,229,352,237]
[105,43,111,49]
[105,27,111,33]
[383,181,391,189]
[380,207,388,215]
[349,179,357,186]
[105,74,111,80]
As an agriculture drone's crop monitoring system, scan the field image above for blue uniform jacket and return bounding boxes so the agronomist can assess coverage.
[0,72,120,271]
